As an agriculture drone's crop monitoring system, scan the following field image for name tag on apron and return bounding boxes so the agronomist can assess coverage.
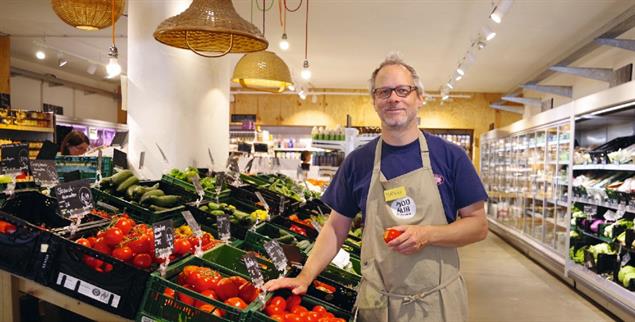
[384,186,407,202]
[389,196,417,219]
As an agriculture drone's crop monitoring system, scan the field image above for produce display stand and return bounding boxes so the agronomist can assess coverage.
[0,269,130,322]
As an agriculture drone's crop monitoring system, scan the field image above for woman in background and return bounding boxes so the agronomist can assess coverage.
[60,130,89,155]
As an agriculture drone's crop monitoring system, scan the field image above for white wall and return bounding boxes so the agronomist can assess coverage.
[9,58,119,123]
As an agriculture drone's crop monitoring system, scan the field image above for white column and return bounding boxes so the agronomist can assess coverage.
[127,0,231,179]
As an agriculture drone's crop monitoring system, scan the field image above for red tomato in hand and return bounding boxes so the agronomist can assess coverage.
[132,253,152,269]
[104,227,124,246]
[112,246,134,262]
[383,228,402,243]
[224,297,248,310]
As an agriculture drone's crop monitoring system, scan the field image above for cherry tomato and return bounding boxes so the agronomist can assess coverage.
[286,294,302,311]
[269,314,285,322]
[312,305,327,314]
[75,238,91,247]
[291,306,308,314]
[132,253,152,269]
[114,217,135,234]
[173,238,193,256]
[87,237,97,247]
[265,304,285,316]
[111,246,134,262]
[306,311,321,322]
[267,296,287,309]
[383,228,402,243]
[213,277,238,301]
[283,313,302,322]
[104,227,124,246]
[224,297,248,310]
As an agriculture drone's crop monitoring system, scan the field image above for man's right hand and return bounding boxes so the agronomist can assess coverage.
[264,276,310,295]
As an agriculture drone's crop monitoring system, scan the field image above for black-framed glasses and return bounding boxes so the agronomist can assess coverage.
[372,85,418,99]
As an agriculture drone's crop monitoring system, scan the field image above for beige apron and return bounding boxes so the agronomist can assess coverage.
[355,132,468,322]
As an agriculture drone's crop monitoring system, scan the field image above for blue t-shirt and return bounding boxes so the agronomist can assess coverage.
[321,132,488,223]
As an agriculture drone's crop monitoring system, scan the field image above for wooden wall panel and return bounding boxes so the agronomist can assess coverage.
[0,35,10,94]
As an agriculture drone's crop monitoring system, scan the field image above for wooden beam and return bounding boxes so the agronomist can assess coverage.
[0,35,9,94]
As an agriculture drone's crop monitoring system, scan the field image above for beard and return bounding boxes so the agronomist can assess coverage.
[379,105,416,130]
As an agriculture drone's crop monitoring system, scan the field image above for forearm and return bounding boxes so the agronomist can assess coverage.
[297,214,349,282]
[428,212,488,247]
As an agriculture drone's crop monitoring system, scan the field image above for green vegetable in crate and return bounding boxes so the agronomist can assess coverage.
[0,175,12,184]
[570,246,587,264]
[110,170,133,186]
[618,266,635,285]
[146,195,181,208]
[126,184,140,199]
[139,189,165,205]
[131,184,160,200]
[603,219,634,238]
[250,209,269,221]
[587,243,615,261]
[116,175,140,193]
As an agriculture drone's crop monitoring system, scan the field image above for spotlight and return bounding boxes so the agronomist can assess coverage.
[482,26,496,41]
[456,68,465,76]
[57,53,68,67]
[490,0,513,24]
[298,90,307,100]
[447,83,454,90]
[35,50,46,60]
[477,40,487,49]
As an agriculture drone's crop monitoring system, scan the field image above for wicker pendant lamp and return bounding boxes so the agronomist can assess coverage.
[153,0,268,58]
[231,0,292,92]
[232,51,292,92]
[51,0,125,31]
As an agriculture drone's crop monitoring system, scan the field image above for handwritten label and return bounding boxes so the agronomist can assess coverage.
[242,253,264,287]
[254,143,268,153]
[255,191,270,213]
[264,240,287,272]
[384,186,407,202]
[181,211,202,236]
[622,252,631,266]
[217,214,231,242]
[191,174,205,197]
[30,160,59,186]
[280,244,305,267]
[278,196,287,216]
[152,219,174,258]
[1,143,29,173]
[53,180,94,218]
[139,151,145,170]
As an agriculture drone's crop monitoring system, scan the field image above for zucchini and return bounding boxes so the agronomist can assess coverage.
[132,183,160,200]
[149,205,168,212]
[116,176,140,194]
[99,177,112,188]
[139,189,165,205]
[147,195,181,208]
[126,184,140,199]
[110,170,133,186]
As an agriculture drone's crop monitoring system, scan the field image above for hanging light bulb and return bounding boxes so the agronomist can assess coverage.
[106,46,121,78]
[35,50,46,60]
[301,60,312,80]
[279,33,289,50]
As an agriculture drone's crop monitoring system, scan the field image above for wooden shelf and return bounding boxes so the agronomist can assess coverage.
[0,124,53,133]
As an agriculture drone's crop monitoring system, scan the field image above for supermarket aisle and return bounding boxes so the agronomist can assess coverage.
[459,233,615,322]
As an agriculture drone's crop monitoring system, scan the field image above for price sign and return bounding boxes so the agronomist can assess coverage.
[278,196,287,216]
[113,149,128,169]
[208,147,215,169]
[280,244,305,268]
[264,240,288,272]
[152,219,174,258]
[191,173,205,198]
[1,143,29,173]
[30,160,59,186]
[217,213,231,242]
[254,143,269,153]
[254,191,270,213]
[310,219,322,233]
[181,211,202,236]
[622,251,632,266]
[53,179,94,219]
[238,143,252,154]
[242,252,264,287]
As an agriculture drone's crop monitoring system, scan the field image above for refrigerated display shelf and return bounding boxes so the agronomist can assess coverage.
[572,197,635,213]
[573,164,635,171]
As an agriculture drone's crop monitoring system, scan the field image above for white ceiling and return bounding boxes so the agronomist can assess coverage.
[1,0,634,93]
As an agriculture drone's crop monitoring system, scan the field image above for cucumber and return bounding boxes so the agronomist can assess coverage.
[147,195,181,208]
[110,170,133,186]
[99,177,112,188]
[132,183,160,200]
[126,184,140,199]
[116,176,140,194]
[275,234,295,244]
[140,189,165,205]
[149,205,168,212]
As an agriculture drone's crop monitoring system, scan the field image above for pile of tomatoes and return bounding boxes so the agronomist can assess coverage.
[0,220,17,235]
[264,294,346,322]
[74,215,220,272]
[163,265,261,317]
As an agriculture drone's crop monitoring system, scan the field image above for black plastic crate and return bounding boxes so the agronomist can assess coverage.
[47,228,152,319]
[161,174,231,201]
[583,250,618,274]
[589,135,635,164]
[186,199,259,241]
[229,184,301,217]
[201,243,279,281]
[287,266,357,312]
[92,180,198,224]
[0,210,54,283]
[249,289,352,322]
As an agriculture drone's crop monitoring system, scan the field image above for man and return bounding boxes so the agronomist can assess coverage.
[265,54,488,321]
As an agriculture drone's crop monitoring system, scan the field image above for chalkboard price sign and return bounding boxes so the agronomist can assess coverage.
[264,240,287,272]
[153,219,175,258]
[30,160,59,186]
[53,179,94,218]
[242,252,264,287]
[217,214,231,242]
[1,143,29,173]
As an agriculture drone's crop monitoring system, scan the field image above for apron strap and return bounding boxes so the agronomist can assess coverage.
[361,272,461,306]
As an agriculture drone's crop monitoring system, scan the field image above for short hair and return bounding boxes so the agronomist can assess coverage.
[60,130,89,155]
[368,52,425,97]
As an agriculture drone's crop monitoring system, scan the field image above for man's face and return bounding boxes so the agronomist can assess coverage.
[372,64,423,130]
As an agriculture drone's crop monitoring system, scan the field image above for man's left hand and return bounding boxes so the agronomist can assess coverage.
[386,225,435,255]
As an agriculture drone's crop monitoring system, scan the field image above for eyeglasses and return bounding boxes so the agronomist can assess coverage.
[372,85,418,99]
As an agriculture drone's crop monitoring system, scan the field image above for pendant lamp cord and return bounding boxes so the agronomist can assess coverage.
[284,0,303,12]
[111,0,115,47]
[262,0,266,35]
[304,0,309,60]
[255,0,275,12]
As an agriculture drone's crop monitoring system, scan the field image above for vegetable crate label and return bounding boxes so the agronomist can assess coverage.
[242,253,264,287]
[53,180,94,218]
[191,174,205,197]
[217,214,231,241]
[30,159,59,186]
[56,272,121,308]
[264,240,288,272]
[152,220,174,258]
[0,143,29,173]
[181,211,202,236]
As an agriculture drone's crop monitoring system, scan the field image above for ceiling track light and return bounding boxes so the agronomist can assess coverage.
[57,53,68,67]
[456,67,465,76]
[489,0,513,24]
[476,40,487,49]
[447,82,454,89]
[481,26,496,41]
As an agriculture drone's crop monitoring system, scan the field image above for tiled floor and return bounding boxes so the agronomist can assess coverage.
[459,232,616,322]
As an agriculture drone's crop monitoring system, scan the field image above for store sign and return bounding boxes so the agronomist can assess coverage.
[30,160,59,186]
[0,143,29,173]
[53,179,94,218]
